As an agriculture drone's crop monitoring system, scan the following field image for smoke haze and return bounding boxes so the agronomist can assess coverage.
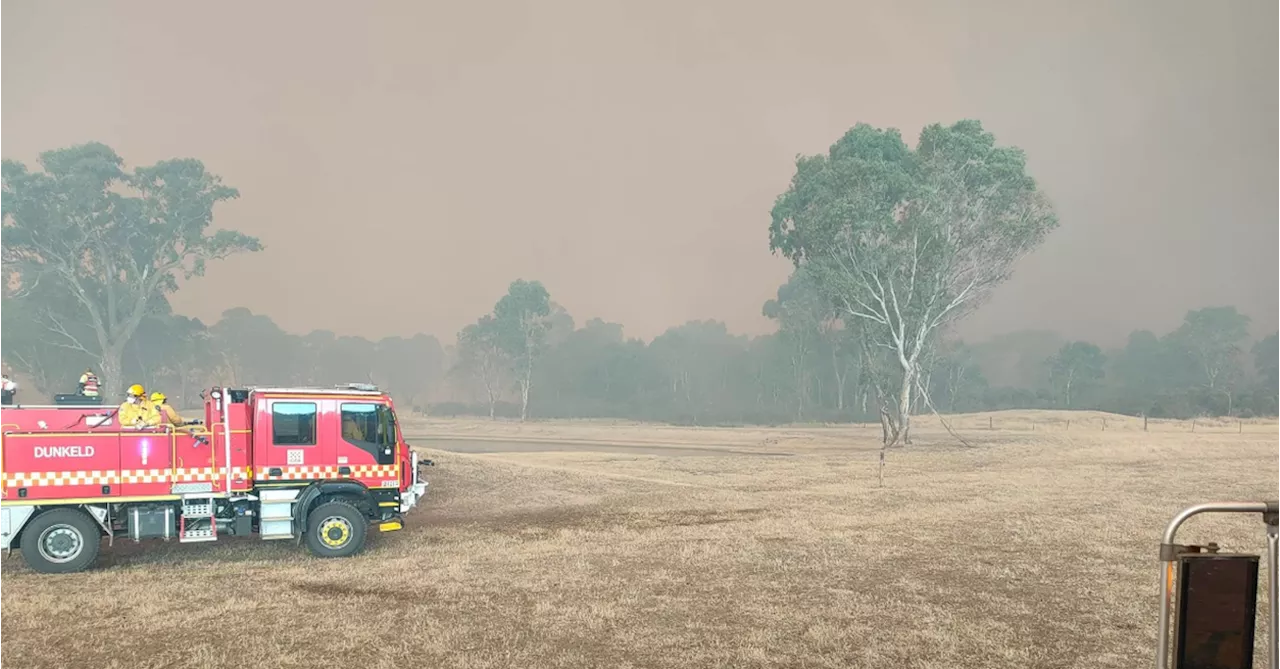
[4,0,1276,344]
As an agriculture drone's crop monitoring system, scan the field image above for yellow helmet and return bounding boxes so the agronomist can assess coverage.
[150,392,166,403]
[128,384,145,397]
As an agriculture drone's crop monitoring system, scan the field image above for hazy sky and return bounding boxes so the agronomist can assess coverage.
[3,0,1276,345]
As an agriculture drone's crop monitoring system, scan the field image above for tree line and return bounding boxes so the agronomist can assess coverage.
[443,278,1277,423]
[0,142,447,406]
[3,131,1275,428]
[2,301,448,411]
[421,120,1276,428]
[8,273,1273,422]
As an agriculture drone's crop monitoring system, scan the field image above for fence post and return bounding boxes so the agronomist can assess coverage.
[1102,417,1107,431]
[1239,420,1243,434]
[989,416,993,430]
[1191,420,1196,432]
[1066,419,1071,431]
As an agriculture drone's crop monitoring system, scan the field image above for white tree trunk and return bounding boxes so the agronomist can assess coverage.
[519,378,530,422]
[519,351,533,422]
[480,354,499,420]
[897,365,914,445]
[835,374,845,412]
[1064,368,1075,408]
[795,355,806,421]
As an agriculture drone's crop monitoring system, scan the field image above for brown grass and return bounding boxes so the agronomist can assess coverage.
[2,410,1276,668]
[406,410,1280,445]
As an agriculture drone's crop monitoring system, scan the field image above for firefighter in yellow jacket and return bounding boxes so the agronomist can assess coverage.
[119,384,161,428]
[151,392,186,426]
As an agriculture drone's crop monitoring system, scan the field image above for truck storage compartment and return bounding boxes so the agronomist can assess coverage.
[128,506,176,541]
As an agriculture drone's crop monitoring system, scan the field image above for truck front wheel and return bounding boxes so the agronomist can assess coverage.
[20,508,101,574]
[304,500,368,558]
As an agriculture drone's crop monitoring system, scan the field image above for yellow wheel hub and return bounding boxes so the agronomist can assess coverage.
[319,517,351,548]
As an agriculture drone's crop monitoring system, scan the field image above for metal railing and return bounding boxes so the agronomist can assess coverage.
[1156,501,1279,669]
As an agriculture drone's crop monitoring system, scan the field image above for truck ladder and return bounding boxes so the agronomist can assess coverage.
[178,496,218,543]
[258,489,301,540]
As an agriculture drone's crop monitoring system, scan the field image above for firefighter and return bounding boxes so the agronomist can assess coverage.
[1,374,16,406]
[78,368,101,399]
[119,384,160,428]
[149,391,197,429]
[342,413,365,441]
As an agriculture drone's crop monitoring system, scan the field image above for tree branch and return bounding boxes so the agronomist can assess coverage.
[41,309,93,354]
[915,369,974,448]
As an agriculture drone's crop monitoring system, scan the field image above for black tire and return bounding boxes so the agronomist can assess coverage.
[304,500,368,558]
[20,508,102,574]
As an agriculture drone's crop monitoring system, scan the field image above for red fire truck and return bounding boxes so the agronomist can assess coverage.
[0,383,432,574]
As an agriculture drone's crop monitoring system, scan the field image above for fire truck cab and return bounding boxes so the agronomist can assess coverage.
[0,383,431,574]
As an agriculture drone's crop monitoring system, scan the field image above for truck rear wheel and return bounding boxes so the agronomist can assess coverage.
[304,500,368,558]
[20,508,101,574]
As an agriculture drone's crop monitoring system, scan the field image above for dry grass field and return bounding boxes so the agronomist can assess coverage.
[1,410,1276,668]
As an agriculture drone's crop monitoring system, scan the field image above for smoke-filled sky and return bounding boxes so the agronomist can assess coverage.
[3,0,1276,345]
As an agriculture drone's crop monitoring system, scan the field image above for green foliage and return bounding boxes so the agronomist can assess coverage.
[769,121,1057,324]
[534,319,650,415]
[922,339,989,413]
[211,307,304,386]
[493,280,553,353]
[453,315,507,418]
[762,266,844,420]
[1,300,447,407]
[0,145,1268,423]
[125,310,212,402]
[2,143,260,396]
[1254,333,1278,391]
[1047,341,1107,408]
[373,334,446,410]
[492,280,552,421]
[5,256,1268,421]
[1167,306,1251,391]
[967,330,1064,389]
[768,120,1058,442]
[1,294,95,394]
[447,280,563,421]
[200,310,447,407]
[438,271,1272,423]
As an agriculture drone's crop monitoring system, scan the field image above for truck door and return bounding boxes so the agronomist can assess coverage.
[257,399,335,483]
[335,401,398,487]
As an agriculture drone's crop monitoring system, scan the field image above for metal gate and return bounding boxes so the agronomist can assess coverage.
[1155,501,1278,669]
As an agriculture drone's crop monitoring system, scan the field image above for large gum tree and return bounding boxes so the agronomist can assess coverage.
[2,142,261,398]
[769,120,1057,445]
